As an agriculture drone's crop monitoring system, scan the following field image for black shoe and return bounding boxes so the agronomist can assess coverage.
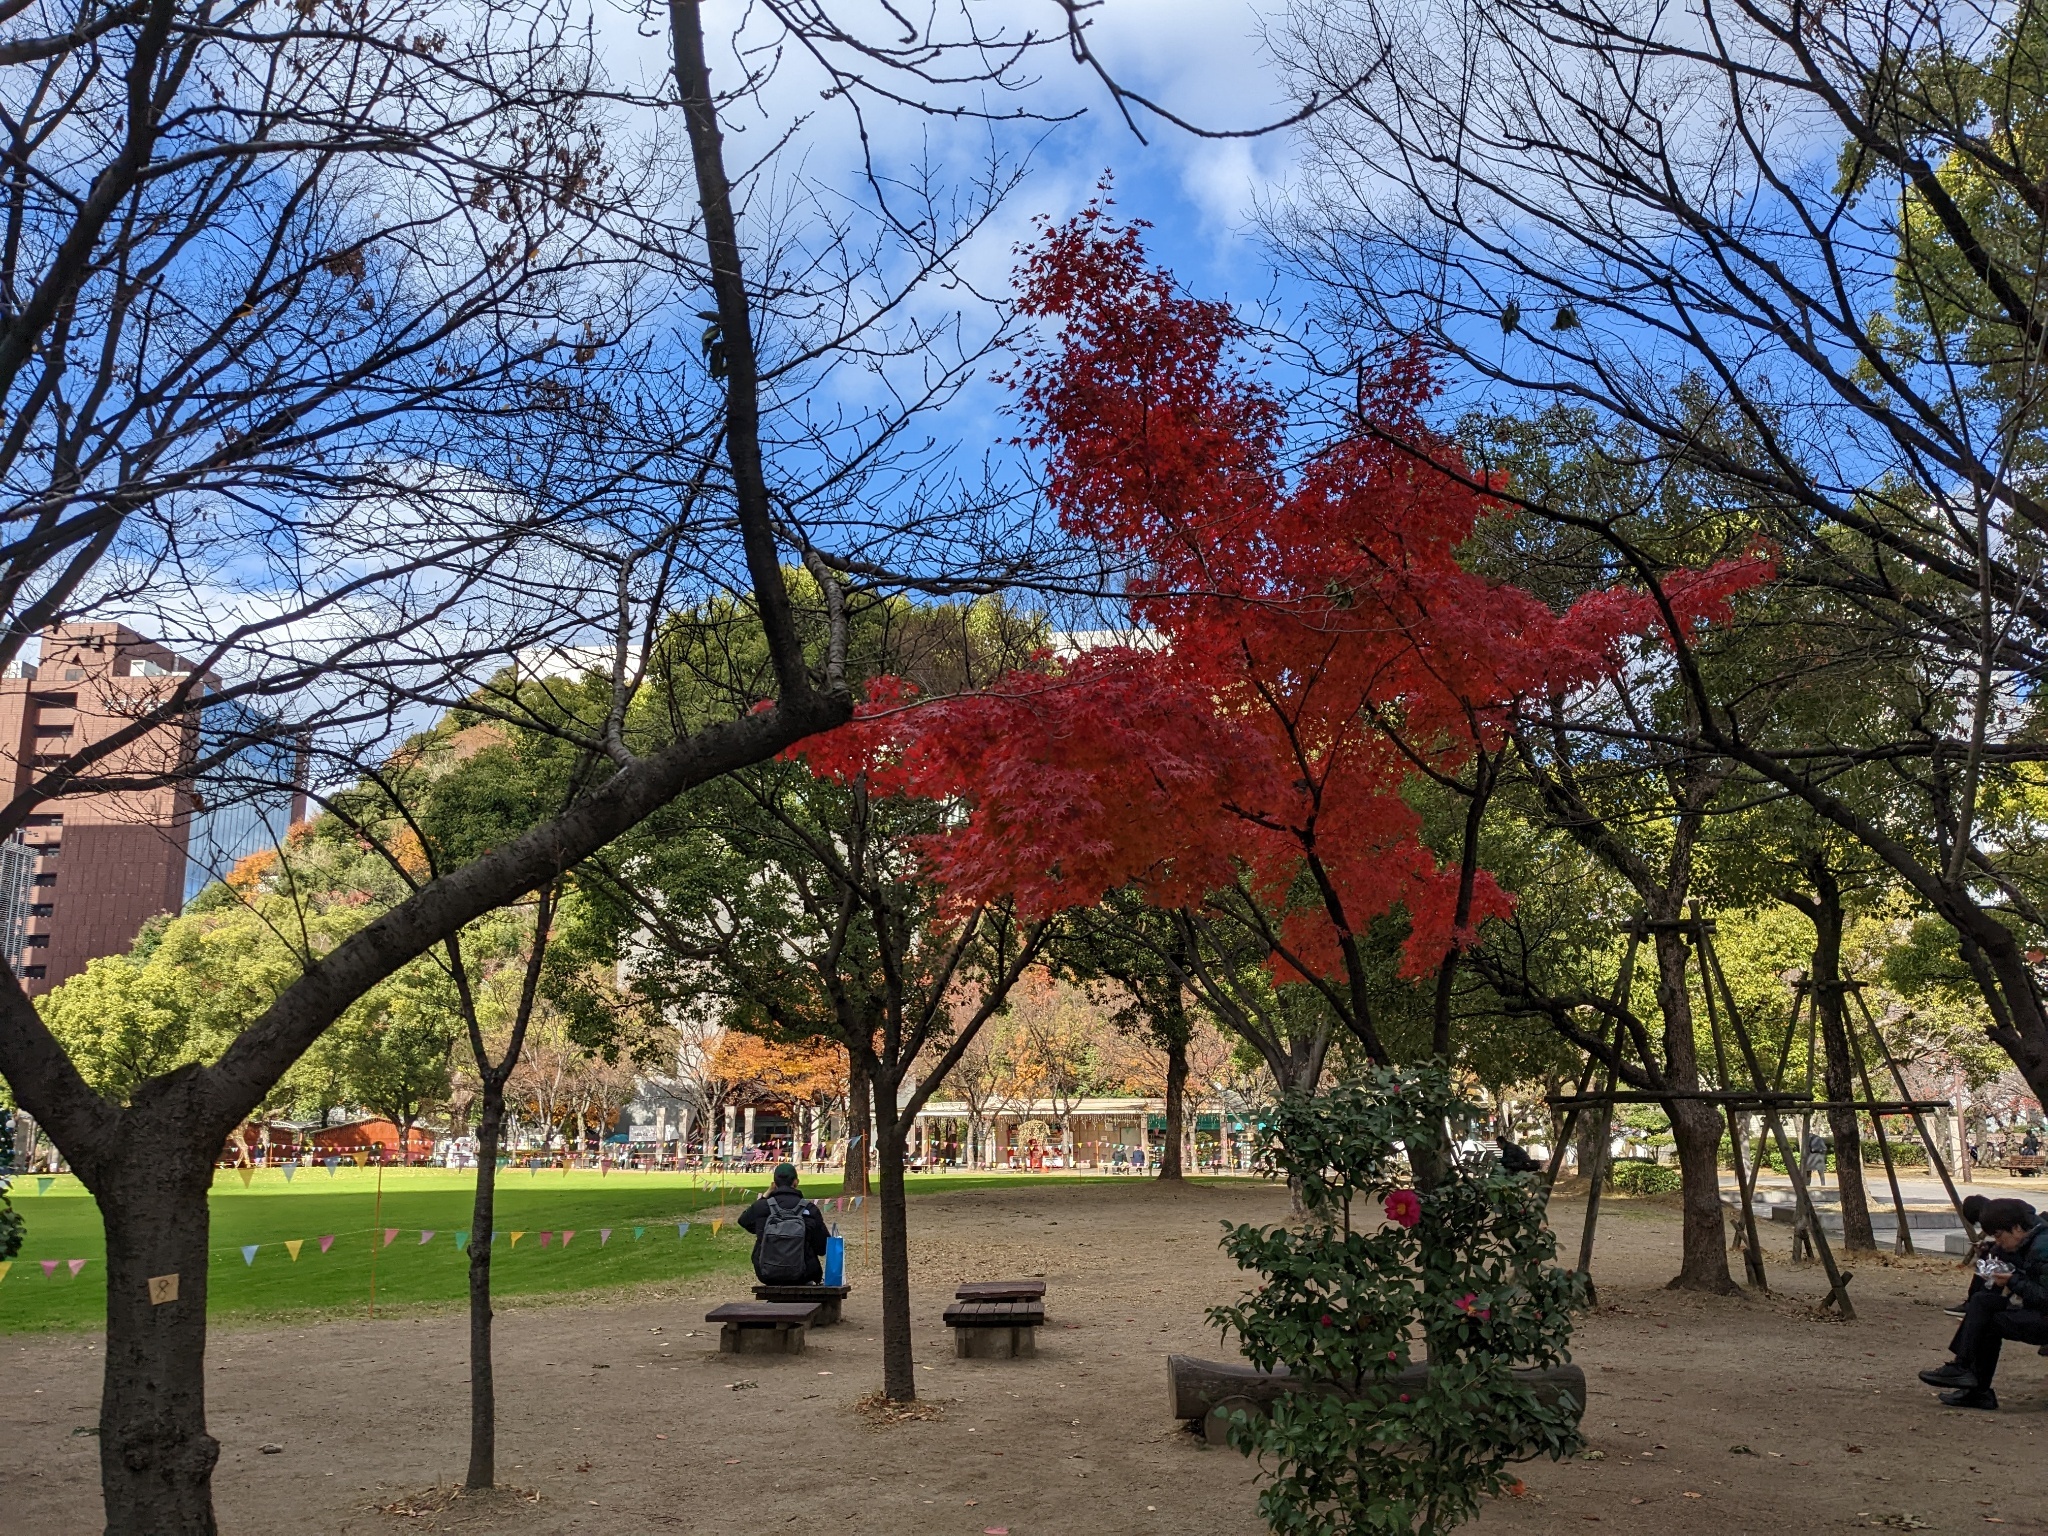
[1938,1386,1998,1410]
[1943,1302,1969,1318]
[1918,1363,1976,1388]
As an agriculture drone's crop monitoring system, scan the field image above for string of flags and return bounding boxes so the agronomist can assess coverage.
[2,1193,868,1284]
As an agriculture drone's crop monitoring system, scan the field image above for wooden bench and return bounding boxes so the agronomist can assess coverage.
[1997,1154,2044,1176]
[1165,1353,1587,1447]
[751,1283,851,1325]
[943,1298,1045,1358]
[705,1301,820,1355]
[955,1279,1047,1302]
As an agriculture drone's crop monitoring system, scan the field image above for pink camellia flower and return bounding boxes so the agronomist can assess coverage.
[1383,1189,1422,1228]
[1320,1313,1334,1327]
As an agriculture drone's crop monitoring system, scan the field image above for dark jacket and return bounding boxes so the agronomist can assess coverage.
[2000,1220,2048,1312]
[737,1187,830,1284]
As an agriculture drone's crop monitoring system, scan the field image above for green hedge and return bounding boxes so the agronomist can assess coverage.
[1608,1161,1683,1195]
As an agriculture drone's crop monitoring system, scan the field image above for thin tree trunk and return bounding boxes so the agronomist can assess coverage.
[1160,1031,1188,1182]
[96,1130,220,1534]
[1808,870,1875,1250]
[1652,926,1736,1293]
[843,1047,871,1196]
[466,1080,505,1488]
[874,1080,916,1401]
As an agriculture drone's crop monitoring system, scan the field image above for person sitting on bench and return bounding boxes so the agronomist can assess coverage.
[1919,1197,2048,1410]
[738,1163,830,1285]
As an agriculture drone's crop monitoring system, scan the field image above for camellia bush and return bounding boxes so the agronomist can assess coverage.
[1210,1067,1585,1536]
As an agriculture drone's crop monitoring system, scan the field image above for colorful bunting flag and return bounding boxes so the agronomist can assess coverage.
[318,1235,335,1254]
[676,1222,689,1238]
[352,1152,369,1168]
[0,1261,9,1285]
[282,1165,295,1183]
[36,1177,53,1195]
[382,1228,399,1247]
[633,1226,645,1241]
[538,1232,553,1249]
[326,1158,339,1174]
[510,1231,525,1247]
[40,1259,58,1277]
[240,1246,258,1266]
[455,1232,470,1252]
[68,1259,86,1277]
[710,1220,722,1236]
[491,1230,503,1245]
[561,1230,575,1248]
[285,1240,303,1262]
[418,1230,435,1245]
[238,1167,254,1188]
[599,1228,611,1247]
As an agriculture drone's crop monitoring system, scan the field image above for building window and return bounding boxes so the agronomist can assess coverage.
[24,814,62,827]
[63,668,82,680]
[31,873,55,886]
[24,934,49,947]
[28,903,51,917]
[21,965,45,979]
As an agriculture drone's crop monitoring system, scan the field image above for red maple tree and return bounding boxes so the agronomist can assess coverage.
[856,208,1767,1078]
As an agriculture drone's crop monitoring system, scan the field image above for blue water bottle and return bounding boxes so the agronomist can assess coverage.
[823,1229,846,1287]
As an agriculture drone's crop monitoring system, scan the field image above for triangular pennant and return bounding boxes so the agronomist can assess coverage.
[238,1166,254,1188]
[633,1226,645,1241]
[382,1228,398,1247]
[318,1235,335,1254]
[560,1230,575,1248]
[710,1220,722,1236]
[326,1157,338,1174]
[676,1222,689,1238]
[455,1231,470,1252]
[529,1166,537,1177]
[509,1231,525,1247]
[599,1228,612,1247]
[352,1152,369,1168]
[282,1165,295,1183]
[538,1231,553,1249]
[36,1176,54,1195]
[240,1245,258,1266]
[285,1240,303,1262]
[0,1261,10,1285]
[418,1230,435,1245]
[39,1259,58,1277]
[491,1230,503,1245]
[68,1259,86,1278]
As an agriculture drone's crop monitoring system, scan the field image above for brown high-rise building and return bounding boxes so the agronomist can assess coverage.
[0,624,301,994]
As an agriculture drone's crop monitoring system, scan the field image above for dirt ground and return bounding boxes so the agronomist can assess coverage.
[5,1178,2047,1536]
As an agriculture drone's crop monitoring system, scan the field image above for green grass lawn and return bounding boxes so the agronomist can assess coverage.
[0,1168,1081,1332]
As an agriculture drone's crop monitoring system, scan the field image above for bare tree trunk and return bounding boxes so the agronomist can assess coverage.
[843,1048,871,1197]
[465,1081,505,1488]
[1651,926,1735,1294]
[95,1124,220,1533]
[1160,1031,1188,1181]
[1807,869,1875,1250]
[874,1081,916,1401]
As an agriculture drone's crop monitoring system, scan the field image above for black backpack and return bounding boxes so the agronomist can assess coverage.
[757,1196,810,1282]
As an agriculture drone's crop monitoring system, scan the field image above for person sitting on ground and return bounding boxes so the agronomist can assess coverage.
[1919,1197,2048,1410]
[738,1162,830,1286]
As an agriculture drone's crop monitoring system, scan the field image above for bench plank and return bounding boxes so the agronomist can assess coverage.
[706,1301,820,1325]
[752,1284,850,1325]
[956,1280,1047,1301]
[944,1300,1046,1327]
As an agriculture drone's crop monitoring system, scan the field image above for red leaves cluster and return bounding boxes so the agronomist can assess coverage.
[792,208,1770,986]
